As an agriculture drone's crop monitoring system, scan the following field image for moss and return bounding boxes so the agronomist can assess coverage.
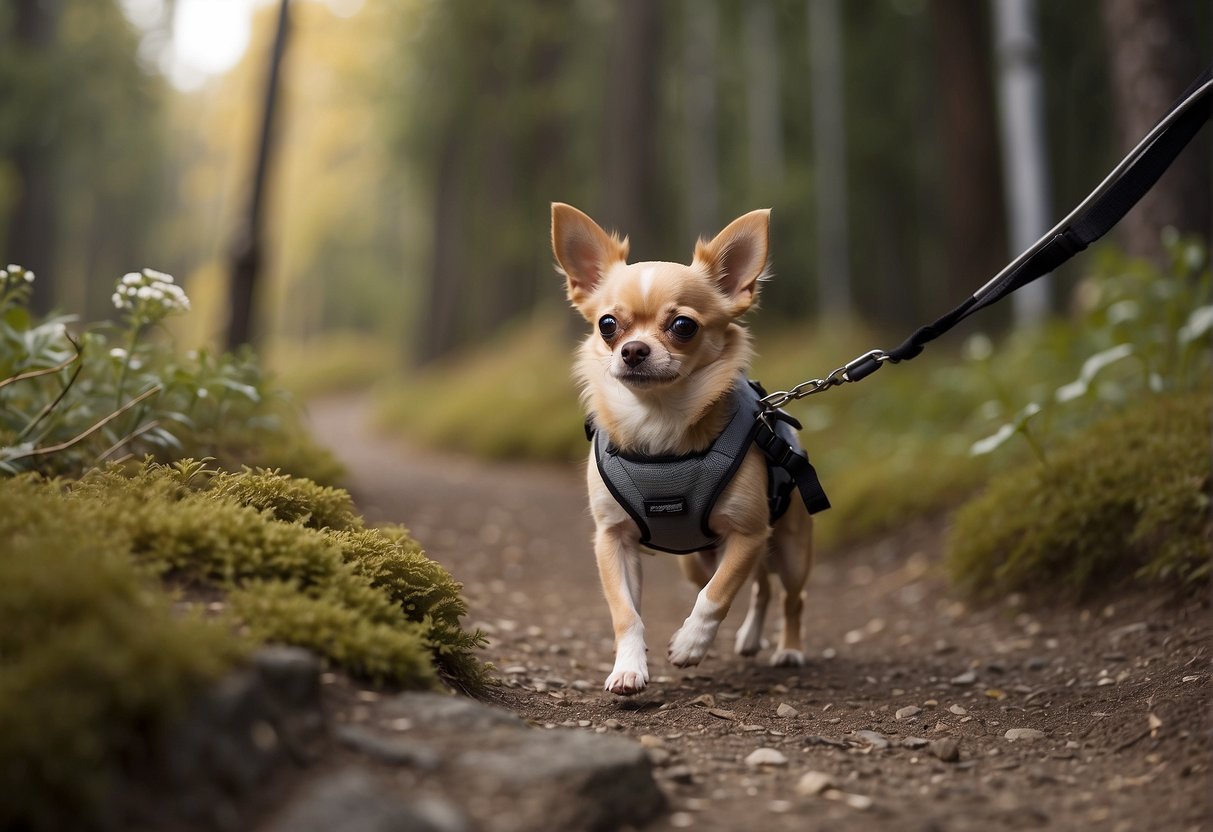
[229,581,435,685]
[946,393,1212,599]
[70,461,487,688]
[209,467,362,531]
[0,476,243,832]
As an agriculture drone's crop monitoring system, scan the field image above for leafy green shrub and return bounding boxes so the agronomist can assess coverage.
[947,394,1211,598]
[0,475,243,832]
[0,265,341,483]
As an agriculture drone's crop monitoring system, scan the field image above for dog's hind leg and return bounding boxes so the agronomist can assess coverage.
[768,504,812,667]
[733,562,770,657]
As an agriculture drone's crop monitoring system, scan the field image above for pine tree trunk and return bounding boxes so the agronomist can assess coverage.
[1100,0,1210,262]
[930,0,1006,312]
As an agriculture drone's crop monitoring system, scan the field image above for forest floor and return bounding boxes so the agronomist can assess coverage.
[307,395,1211,832]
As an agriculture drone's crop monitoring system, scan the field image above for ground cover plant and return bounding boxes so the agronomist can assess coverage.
[0,265,340,483]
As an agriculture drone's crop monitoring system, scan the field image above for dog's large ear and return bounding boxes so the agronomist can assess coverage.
[693,209,771,314]
[552,203,629,308]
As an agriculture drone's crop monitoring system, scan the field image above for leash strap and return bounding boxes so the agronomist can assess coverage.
[879,62,1213,368]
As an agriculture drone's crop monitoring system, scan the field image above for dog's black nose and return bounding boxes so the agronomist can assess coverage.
[620,341,650,368]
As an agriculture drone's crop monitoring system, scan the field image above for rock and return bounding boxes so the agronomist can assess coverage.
[745,748,789,767]
[335,725,440,770]
[949,704,968,716]
[455,726,664,831]
[895,705,922,720]
[638,734,665,749]
[777,702,800,718]
[707,708,737,721]
[797,771,834,795]
[950,670,978,686]
[1004,728,1046,742]
[901,737,929,750]
[152,647,326,829]
[855,730,890,750]
[929,738,961,763]
[380,692,524,732]
[1025,656,1049,671]
[262,768,467,832]
[689,693,716,707]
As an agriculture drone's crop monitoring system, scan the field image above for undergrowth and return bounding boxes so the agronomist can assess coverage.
[947,393,1211,598]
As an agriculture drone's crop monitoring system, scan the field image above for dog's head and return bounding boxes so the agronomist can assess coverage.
[551,203,770,393]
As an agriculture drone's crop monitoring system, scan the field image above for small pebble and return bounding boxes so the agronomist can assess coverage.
[929,738,961,763]
[777,702,799,718]
[950,670,978,686]
[1004,728,1046,742]
[855,730,890,750]
[896,705,922,720]
[949,704,968,716]
[797,770,834,795]
[745,747,789,767]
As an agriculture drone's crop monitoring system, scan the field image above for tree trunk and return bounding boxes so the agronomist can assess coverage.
[744,0,784,190]
[809,0,850,320]
[929,0,1006,313]
[226,0,291,351]
[991,0,1053,326]
[417,129,466,365]
[602,0,664,259]
[7,0,59,315]
[1100,0,1210,262]
[681,0,720,241]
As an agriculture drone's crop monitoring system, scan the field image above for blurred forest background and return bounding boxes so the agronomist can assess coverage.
[0,0,1208,378]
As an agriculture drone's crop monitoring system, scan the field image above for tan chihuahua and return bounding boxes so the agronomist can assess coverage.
[552,203,815,696]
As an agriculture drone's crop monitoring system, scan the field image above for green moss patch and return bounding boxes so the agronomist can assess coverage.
[0,476,243,832]
[946,393,1212,599]
[0,461,486,830]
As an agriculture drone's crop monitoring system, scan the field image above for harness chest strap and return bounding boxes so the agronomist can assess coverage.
[586,379,830,555]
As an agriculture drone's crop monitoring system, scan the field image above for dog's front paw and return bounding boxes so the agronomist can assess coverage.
[770,648,806,667]
[604,669,648,695]
[668,618,718,668]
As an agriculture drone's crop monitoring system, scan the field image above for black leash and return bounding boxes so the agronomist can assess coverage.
[759,61,1213,412]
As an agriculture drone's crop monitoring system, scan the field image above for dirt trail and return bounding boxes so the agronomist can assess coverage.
[306,395,1211,832]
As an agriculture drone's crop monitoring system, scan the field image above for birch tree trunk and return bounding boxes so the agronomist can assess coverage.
[991,0,1052,327]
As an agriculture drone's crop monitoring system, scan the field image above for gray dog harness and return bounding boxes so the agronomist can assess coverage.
[587,378,830,554]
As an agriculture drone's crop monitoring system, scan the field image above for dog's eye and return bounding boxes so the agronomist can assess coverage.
[669,316,698,341]
[598,315,618,339]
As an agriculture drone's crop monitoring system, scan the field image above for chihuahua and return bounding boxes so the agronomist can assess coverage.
[552,203,815,696]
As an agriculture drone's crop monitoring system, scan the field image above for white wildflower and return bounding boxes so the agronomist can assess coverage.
[23,270,33,283]
[109,347,128,360]
[122,272,142,286]
[0,270,8,281]
[142,268,173,283]
[111,292,123,307]
[137,286,156,299]
[6,264,19,272]
[196,387,208,398]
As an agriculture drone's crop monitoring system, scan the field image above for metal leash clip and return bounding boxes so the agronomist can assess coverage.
[758,349,890,413]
